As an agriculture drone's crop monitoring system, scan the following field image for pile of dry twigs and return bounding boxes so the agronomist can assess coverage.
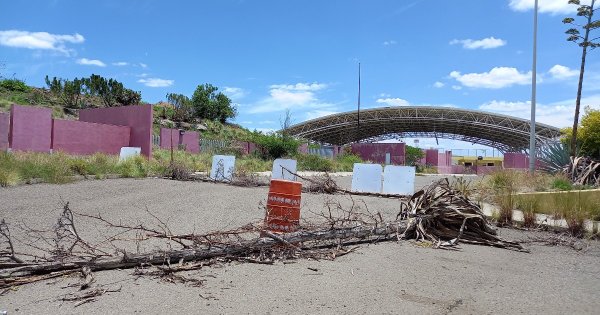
[567,156,600,187]
[398,178,525,251]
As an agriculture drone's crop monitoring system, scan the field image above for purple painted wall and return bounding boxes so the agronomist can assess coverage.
[9,104,52,152]
[425,149,439,166]
[52,119,130,155]
[159,128,177,150]
[160,128,200,153]
[79,104,153,157]
[504,152,529,169]
[235,141,258,155]
[0,112,9,151]
[351,143,405,165]
[298,143,308,154]
[180,131,199,153]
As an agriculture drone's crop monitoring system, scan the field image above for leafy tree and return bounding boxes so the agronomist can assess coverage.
[563,0,600,156]
[191,84,237,122]
[579,106,600,158]
[405,145,424,166]
[251,128,300,159]
[165,93,193,123]
[561,106,600,158]
[46,74,141,108]
[45,75,85,109]
[83,75,141,107]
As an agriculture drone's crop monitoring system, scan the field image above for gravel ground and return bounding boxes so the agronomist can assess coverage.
[1,177,599,314]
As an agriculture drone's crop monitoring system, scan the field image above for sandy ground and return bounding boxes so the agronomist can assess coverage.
[1,177,599,314]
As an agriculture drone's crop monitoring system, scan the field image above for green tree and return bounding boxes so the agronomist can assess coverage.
[579,106,600,158]
[191,84,237,122]
[405,145,424,166]
[165,93,193,123]
[45,75,85,109]
[83,75,141,107]
[563,0,600,156]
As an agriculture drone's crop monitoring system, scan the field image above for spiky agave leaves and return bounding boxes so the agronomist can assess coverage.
[537,141,571,174]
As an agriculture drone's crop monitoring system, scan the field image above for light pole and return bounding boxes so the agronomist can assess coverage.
[529,0,538,173]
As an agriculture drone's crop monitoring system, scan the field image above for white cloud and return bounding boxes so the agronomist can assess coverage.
[305,110,339,120]
[508,0,591,15]
[76,58,106,67]
[0,30,84,55]
[113,61,129,66]
[548,64,578,80]
[433,81,445,88]
[379,93,391,97]
[376,98,410,107]
[479,95,600,127]
[223,87,247,100]
[383,40,397,46]
[138,78,174,87]
[450,37,507,49]
[253,127,277,134]
[139,63,148,68]
[269,82,327,91]
[249,82,334,114]
[452,85,463,90]
[450,67,532,89]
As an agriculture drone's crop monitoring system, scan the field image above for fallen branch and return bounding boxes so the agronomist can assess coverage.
[0,223,402,288]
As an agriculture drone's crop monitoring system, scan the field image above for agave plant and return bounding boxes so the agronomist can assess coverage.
[537,141,571,173]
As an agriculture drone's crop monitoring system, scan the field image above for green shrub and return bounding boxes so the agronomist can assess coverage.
[0,168,20,187]
[69,157,91,175]
[332,154,363,172]
[237,156,272,173]
[13,152,73,184]
[118,156,149,178]
[83,153,119,178]
[551,177,573,191]
[297,154,333,172]
[0,78,30,92]
[253,133,299,159]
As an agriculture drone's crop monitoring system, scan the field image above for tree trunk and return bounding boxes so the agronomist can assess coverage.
[570,0,595,157]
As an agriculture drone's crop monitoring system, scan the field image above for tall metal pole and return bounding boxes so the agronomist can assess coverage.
[356,62,361,143]
[529,0,538,173]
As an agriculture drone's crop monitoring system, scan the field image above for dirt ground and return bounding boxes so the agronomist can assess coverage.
[1,177,599,314]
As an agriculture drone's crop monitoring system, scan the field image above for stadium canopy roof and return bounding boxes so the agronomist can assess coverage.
[285,106,562,152]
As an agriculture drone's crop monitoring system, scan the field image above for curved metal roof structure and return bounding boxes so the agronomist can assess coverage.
[286,106,562,152]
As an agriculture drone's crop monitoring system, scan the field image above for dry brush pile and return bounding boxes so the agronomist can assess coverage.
[567,156,600,187]
[1,179,525,303]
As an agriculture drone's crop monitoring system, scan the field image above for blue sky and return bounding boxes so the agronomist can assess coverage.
[1,0,599,151]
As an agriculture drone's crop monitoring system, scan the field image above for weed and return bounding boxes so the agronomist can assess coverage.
[297,154,333,172]
[0,168,20,187]
[554,191,597,237]
[118,156,149,178]
[551,176,573,191]
[517,198,539,228]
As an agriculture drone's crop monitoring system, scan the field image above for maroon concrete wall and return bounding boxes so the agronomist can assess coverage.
[235,141,258,155]
[351,143,405,165]
[298,143,309,154]
[52,119,130,155]
[425,149,439,166]
[504,152,529,169]
[79,104,153,157]
[9,104,52,152]
[159,128,177,150]
[0,112,9,151]
[160,128,200,153]
[180,131,199,153]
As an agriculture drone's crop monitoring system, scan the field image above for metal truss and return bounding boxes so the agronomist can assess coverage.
[286,106,562,152]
